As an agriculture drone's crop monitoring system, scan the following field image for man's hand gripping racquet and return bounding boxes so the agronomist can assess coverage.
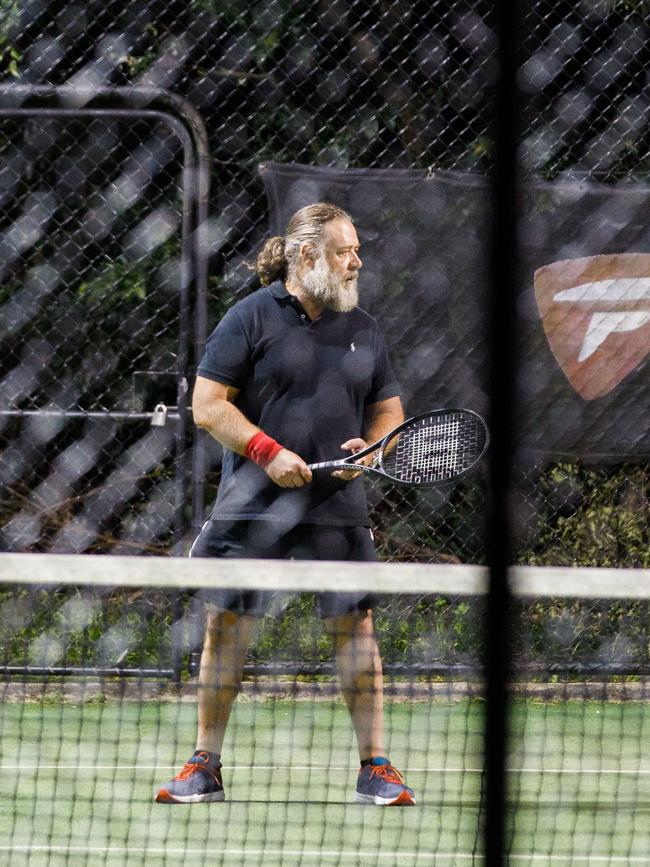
[308,409,488,487]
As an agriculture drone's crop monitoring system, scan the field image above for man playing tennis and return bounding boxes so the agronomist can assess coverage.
[155,202,415,806]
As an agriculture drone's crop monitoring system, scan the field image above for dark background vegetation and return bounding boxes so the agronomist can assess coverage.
[0,0,647,673]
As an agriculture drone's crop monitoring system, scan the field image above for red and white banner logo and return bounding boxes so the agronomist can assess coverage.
[534,254,650,400]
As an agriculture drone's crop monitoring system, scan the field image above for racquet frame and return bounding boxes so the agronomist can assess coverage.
[308,408,489,487]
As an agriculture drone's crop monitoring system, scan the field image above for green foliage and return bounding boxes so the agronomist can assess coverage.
[76,238,180,310]
[119,50,158,77]
[518,463,649,568]
[206,275,240,320]
[78,258,148,304]
[192,0,251,22]
[518,595,650,671]
[253,29,281,65]
[117,23,159,78]
[0,278,21,305]
[246,592,485,668]
[0,586,175,669]
[605,0,647,12]
[0,0,20,77]
[249,594,331,663]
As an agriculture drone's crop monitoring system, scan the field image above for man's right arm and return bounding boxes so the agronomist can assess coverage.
[192,376,312,488]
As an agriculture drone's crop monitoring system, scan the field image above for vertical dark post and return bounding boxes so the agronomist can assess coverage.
[173,141,195,558]
[171,592,184,684]
[485,0,520,864]
[190,148,212,537]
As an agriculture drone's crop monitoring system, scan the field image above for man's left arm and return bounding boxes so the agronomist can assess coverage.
[334,395,404,479]
[361,395,404,447]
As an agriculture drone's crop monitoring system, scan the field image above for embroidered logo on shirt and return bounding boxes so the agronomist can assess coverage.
[350,342,356,352]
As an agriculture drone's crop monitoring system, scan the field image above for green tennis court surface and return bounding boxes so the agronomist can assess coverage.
[2,697,649,865]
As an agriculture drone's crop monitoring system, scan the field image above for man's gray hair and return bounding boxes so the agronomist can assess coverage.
[255,202,352,286]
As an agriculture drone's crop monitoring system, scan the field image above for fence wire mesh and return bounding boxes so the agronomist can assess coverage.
[1,0,648,581]
[0,108,193,555]
[1,12,649,867]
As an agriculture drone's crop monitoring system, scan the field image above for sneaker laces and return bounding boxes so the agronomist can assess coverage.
[174,752,219,782]
[368,763,405,785]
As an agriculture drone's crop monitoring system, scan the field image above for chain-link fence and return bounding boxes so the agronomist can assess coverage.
[1,0,647,575]
[0,94,206,558]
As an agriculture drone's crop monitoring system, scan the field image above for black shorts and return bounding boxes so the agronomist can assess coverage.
[189,519,378,619]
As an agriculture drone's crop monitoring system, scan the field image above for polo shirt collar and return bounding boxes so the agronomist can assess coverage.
[268,280,291,301]
[267,279,338,324]
[268,280,305,314]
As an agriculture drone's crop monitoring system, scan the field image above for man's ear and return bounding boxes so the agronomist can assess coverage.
[299,242,318,268]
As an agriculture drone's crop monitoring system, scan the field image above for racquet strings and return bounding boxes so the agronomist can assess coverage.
[380,412,486,483]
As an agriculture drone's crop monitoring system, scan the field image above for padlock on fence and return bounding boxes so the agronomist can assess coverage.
[150,403,168,427]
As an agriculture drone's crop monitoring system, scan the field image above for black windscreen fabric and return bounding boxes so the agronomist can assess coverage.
[261,162,649,462]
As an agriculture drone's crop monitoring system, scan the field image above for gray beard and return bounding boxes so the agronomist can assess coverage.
[301,256,358,313]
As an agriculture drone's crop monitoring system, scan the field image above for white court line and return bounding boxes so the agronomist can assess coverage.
[3,764,650,775]
[0,847,649,864]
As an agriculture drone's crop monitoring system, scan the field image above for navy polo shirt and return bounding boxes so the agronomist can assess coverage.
[196,280,400,527]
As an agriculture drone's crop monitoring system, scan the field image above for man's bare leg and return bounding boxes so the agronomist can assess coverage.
[154,607,254,803]
[196,607,256,755]
[326,609,384,760]
[326,608,415,805]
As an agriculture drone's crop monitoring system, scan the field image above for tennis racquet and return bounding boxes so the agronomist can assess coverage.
[308,409,488,487]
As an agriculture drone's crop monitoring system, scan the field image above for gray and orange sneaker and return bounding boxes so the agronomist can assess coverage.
[354,756,415,806]
[155,751,224,804]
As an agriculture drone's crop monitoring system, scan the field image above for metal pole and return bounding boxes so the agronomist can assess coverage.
[484,0,521,864]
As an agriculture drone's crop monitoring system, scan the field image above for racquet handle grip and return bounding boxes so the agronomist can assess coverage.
[307,460,372,471]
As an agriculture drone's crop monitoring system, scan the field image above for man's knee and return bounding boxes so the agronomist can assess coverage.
[204,607,254,648]
[324,608,375,640]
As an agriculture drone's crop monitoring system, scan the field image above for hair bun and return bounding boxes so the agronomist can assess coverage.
[255,236,287,285]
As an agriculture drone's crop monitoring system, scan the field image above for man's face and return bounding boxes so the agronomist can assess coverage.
[301,218,363,313]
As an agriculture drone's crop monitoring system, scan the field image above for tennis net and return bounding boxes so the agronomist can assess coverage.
[1,554,649,865]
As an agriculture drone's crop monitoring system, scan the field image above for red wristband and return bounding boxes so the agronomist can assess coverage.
[245,431,283,469]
